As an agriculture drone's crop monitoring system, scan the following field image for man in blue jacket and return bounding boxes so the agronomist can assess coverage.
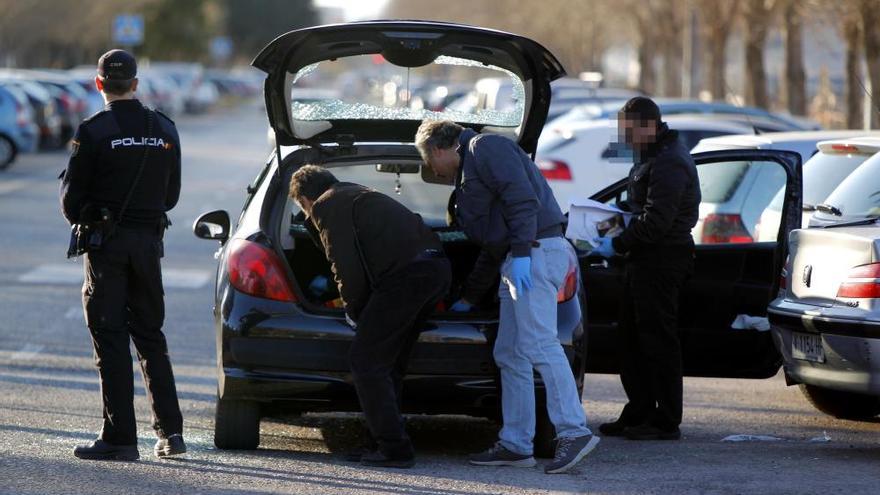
[416,120,599,474]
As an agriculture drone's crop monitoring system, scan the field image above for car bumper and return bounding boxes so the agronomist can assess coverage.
[768,301,880,394]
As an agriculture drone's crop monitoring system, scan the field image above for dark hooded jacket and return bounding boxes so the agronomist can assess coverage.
[308,182,442,319]
[612,124,701,254]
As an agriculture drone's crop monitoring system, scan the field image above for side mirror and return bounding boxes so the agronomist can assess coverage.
[193,210,230,242]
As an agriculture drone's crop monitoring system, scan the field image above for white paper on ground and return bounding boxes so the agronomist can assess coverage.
[565,198,632,250]
[731,314,771,332]
[721,434,783,442]
[808,431,831,443]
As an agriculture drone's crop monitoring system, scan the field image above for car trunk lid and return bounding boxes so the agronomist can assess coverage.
[252,21,565,154]
[787,226,880,307]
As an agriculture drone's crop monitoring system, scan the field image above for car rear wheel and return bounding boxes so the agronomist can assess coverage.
[214,395,261,449]
[799,384,880,420]
[0,136,16,170]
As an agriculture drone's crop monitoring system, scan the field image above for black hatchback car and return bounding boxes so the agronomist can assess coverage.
[194,21,804,457]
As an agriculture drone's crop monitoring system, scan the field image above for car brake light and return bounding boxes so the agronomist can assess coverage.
[701,214,753,244]
[837,263,880,298]
[537,159,572,181]
[557,267,578,303]
[831,144,859,153]
[227,238,297,302]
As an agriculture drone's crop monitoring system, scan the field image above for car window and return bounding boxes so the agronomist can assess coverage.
[696,160,789,245]
[286,55,525,131]
[677,130,730,152]
[766,151,868,212]
[819,154,880,219]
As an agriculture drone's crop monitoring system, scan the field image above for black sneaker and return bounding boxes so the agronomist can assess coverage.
[343,442,378,462]
[545,434,600,474]
[360,450,415,469]
[624,424,681,441]
[468,442,536,468]
[598,420,633,437]
[154,434,187,458]
[73,439,139,461]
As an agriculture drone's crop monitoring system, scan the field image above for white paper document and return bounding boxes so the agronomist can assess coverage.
[565,198,632,251]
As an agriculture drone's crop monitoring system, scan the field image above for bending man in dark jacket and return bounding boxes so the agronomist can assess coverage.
[416,121,598,475]
[288,165,450,468]
[592,96,701,440]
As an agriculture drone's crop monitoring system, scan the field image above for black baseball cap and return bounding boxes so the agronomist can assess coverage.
[97,49,137,80]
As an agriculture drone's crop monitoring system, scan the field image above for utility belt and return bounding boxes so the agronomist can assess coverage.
[67,205,170,258]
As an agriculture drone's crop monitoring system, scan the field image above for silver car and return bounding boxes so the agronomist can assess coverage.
[768,153,880,418]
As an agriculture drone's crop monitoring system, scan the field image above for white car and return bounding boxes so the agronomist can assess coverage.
[535,115,754,209]
[690,132,879,243]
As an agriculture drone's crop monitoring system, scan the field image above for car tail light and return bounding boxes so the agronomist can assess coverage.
[557,266,578,303]
[227,239,297,302]
[701,214,753,244]
[831,144,859,153]
[537,159,572,181]
[836,263,880,298]
[15,101,27,127]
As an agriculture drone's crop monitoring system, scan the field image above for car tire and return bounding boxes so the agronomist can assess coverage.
[799,384,880,420]
[0,135,16,170]
[214,395,261,449]
[534,398,557,459]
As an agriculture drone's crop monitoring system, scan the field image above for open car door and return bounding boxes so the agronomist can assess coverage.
[583,149,802,378]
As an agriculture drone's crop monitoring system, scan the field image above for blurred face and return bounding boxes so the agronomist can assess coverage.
[618,113,658,149]
[425,143,461,179]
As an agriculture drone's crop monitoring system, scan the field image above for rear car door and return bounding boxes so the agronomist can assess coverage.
[583,149,802,378]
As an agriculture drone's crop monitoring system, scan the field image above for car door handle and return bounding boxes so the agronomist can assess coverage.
[589,260,609,269]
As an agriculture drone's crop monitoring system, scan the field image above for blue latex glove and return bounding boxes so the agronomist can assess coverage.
[450,299,473,312]
[591,237,616,258]
[509,256,533,294]
[308,275,329,297]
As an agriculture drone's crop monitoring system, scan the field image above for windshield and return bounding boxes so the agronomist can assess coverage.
[286,55,525,135]
[767,151,870,211]
[819,153,880,219]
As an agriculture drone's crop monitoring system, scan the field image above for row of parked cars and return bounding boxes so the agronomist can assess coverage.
[0,63,261,170]
[195,22,880,455]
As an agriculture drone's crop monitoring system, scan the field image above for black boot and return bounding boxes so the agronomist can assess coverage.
[361,450,415,468]
[73,439,139,461]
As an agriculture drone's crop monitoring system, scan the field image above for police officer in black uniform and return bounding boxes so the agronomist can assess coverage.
[61,49,185,461]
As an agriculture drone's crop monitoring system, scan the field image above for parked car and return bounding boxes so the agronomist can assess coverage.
[755,136,880,241]
[535,115,756,208]
[0,82,39,168]
[0,78,62,149]
[768,176,880,418]
[689,131,867,244]
[549,98,819,134]
[193,21,804,456]
[809,147,880,228]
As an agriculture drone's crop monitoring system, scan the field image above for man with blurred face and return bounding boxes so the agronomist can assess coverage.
[416,120,599,475]
[591,96,701,440]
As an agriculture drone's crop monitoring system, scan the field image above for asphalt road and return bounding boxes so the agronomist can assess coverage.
[0,100,879,495]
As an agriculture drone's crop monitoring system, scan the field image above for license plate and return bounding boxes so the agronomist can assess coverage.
[791,332,825,363]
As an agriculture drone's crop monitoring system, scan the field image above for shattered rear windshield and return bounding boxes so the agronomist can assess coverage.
[286,55,525,130]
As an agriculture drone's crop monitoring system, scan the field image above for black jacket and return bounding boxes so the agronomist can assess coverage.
[612,126,701,254]
[308,182,442,320]
[60,99,181,227]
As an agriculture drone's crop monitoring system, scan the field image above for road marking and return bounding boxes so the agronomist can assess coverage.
[11,343,44,361]
[0,179,29,195]
[18,264,210,289]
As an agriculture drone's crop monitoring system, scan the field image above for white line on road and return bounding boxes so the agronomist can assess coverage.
[17,264,211,289]
[0,179,29,196]
[11,343,44,361]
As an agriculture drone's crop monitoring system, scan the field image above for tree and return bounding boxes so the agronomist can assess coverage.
[742,0,777,109]
[862,0,880,128]
[782,0,807,115]
[658,1,685,97]
[142,0,210,62]
[223,0,319,62]
[698,0,741,101]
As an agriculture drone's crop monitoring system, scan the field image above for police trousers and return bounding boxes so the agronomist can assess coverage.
[617,243,694,430]
[82,226,182,445]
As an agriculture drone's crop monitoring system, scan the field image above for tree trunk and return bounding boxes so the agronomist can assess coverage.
[638,35,657,95]
[708,33,728,100]
[661,2,683,97]
[844,14,863,129]
[863,0,880,128]
[784,0,807,116]
[743,0,770,108]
